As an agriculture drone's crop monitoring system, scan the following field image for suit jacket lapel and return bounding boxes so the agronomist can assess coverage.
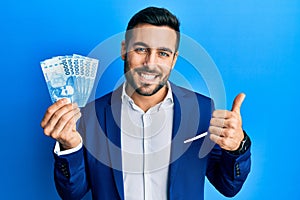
[168,91,182,195]
[168,85,187,196]
[168,84,201,198]
[105,87,124,200]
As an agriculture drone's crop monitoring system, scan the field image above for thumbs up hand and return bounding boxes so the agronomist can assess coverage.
[209,93,246,151]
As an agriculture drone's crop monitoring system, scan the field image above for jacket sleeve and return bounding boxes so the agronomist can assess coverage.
[53,146,90,200]
[206,144,251,197]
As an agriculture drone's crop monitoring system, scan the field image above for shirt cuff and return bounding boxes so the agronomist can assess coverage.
[54,140,83,156]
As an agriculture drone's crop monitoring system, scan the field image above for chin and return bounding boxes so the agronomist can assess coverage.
[135,84,165,96]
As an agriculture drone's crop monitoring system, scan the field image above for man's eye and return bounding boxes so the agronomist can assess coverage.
[159,52,169,57]
[135,48,147,53]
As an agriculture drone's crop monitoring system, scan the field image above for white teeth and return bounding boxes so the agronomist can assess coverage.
[141,73,156,80]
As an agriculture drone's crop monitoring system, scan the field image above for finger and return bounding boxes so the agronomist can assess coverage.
[222,128,235,138]
[44,103,78,135]
[57,112,82,149]
[212,110,233,119]
[231,93,246,113]
[209,133,239,151]
[61,111,82,135]
[209,133,223,146]
[210,118,226,128]
[44,105,78,139]
[50,106,80,138]
[213,118,240,129]
[209,126,224,137]
[41,98,71,128]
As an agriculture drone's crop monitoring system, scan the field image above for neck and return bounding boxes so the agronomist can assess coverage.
[125,84,168,112]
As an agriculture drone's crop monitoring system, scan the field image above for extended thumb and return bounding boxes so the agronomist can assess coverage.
[231,93,246,113]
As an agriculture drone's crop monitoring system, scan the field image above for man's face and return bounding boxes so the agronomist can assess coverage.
[122,24,178,96]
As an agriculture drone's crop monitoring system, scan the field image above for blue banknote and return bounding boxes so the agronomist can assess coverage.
[40,54,99,107]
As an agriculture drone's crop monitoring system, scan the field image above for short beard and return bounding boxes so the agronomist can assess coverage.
[135,83,165,96]
[124,59,168,96]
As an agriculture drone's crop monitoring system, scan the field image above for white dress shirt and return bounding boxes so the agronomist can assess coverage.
[121,82,174,200]
[54,82,174,200]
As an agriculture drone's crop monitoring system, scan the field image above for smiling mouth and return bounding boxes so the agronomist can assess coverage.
[138,72,159,82]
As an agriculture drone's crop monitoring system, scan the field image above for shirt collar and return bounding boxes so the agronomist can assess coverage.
[121,81,173,112]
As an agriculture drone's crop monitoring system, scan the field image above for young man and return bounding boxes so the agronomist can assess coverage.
[41,7,251,200]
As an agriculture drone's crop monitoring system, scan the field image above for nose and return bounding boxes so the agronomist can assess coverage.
[144,49,157,66]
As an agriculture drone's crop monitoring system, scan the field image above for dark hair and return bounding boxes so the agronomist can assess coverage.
[125,7,180,51]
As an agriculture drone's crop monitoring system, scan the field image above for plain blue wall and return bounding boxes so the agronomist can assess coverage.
[1,0,299,199]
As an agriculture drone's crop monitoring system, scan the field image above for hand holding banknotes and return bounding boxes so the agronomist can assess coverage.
[41,98,82,150]
[209,93,246,151]
[40,54,98,149]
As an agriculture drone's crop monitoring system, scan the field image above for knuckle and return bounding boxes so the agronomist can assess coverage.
[64,121,72,130]
[58,105,72,116]
[65,120,75,132]
[219,119,225,127]
[60,115,68,122]
[226,119,232,127]
[51,131,58,139]
[67,103,74,110]
[40,120,45,128]
[225,111,231,118]
[52,112,60,120]
[75,107,80,113]
[68,118,77,127]
[59,132,67,141]
[218,127,224,136]
[43,128,50,136]
[55,120,63,130]
[218,110,226,118]
[51,127,60,137]
[218,138,225,146]
[46,108,53,116]
[227,119,236,128]
[222,129,228,136]
[208,126,214,133]
[61,113,71,122]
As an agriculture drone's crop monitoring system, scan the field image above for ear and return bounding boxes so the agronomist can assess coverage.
[121,40,126,60]
[171,51,179,69]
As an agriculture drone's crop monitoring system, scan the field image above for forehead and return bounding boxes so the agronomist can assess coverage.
[127,24,177,50]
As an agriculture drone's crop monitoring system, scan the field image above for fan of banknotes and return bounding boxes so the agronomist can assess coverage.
[40,54,99,107]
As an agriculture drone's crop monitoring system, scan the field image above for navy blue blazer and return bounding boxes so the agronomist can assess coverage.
[54,83,251,200]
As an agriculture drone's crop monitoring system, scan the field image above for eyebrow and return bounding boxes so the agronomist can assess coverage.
[157,47,173,54]
[133,42,174,54]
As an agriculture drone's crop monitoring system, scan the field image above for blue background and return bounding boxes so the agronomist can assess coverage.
[0,0,299,199]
